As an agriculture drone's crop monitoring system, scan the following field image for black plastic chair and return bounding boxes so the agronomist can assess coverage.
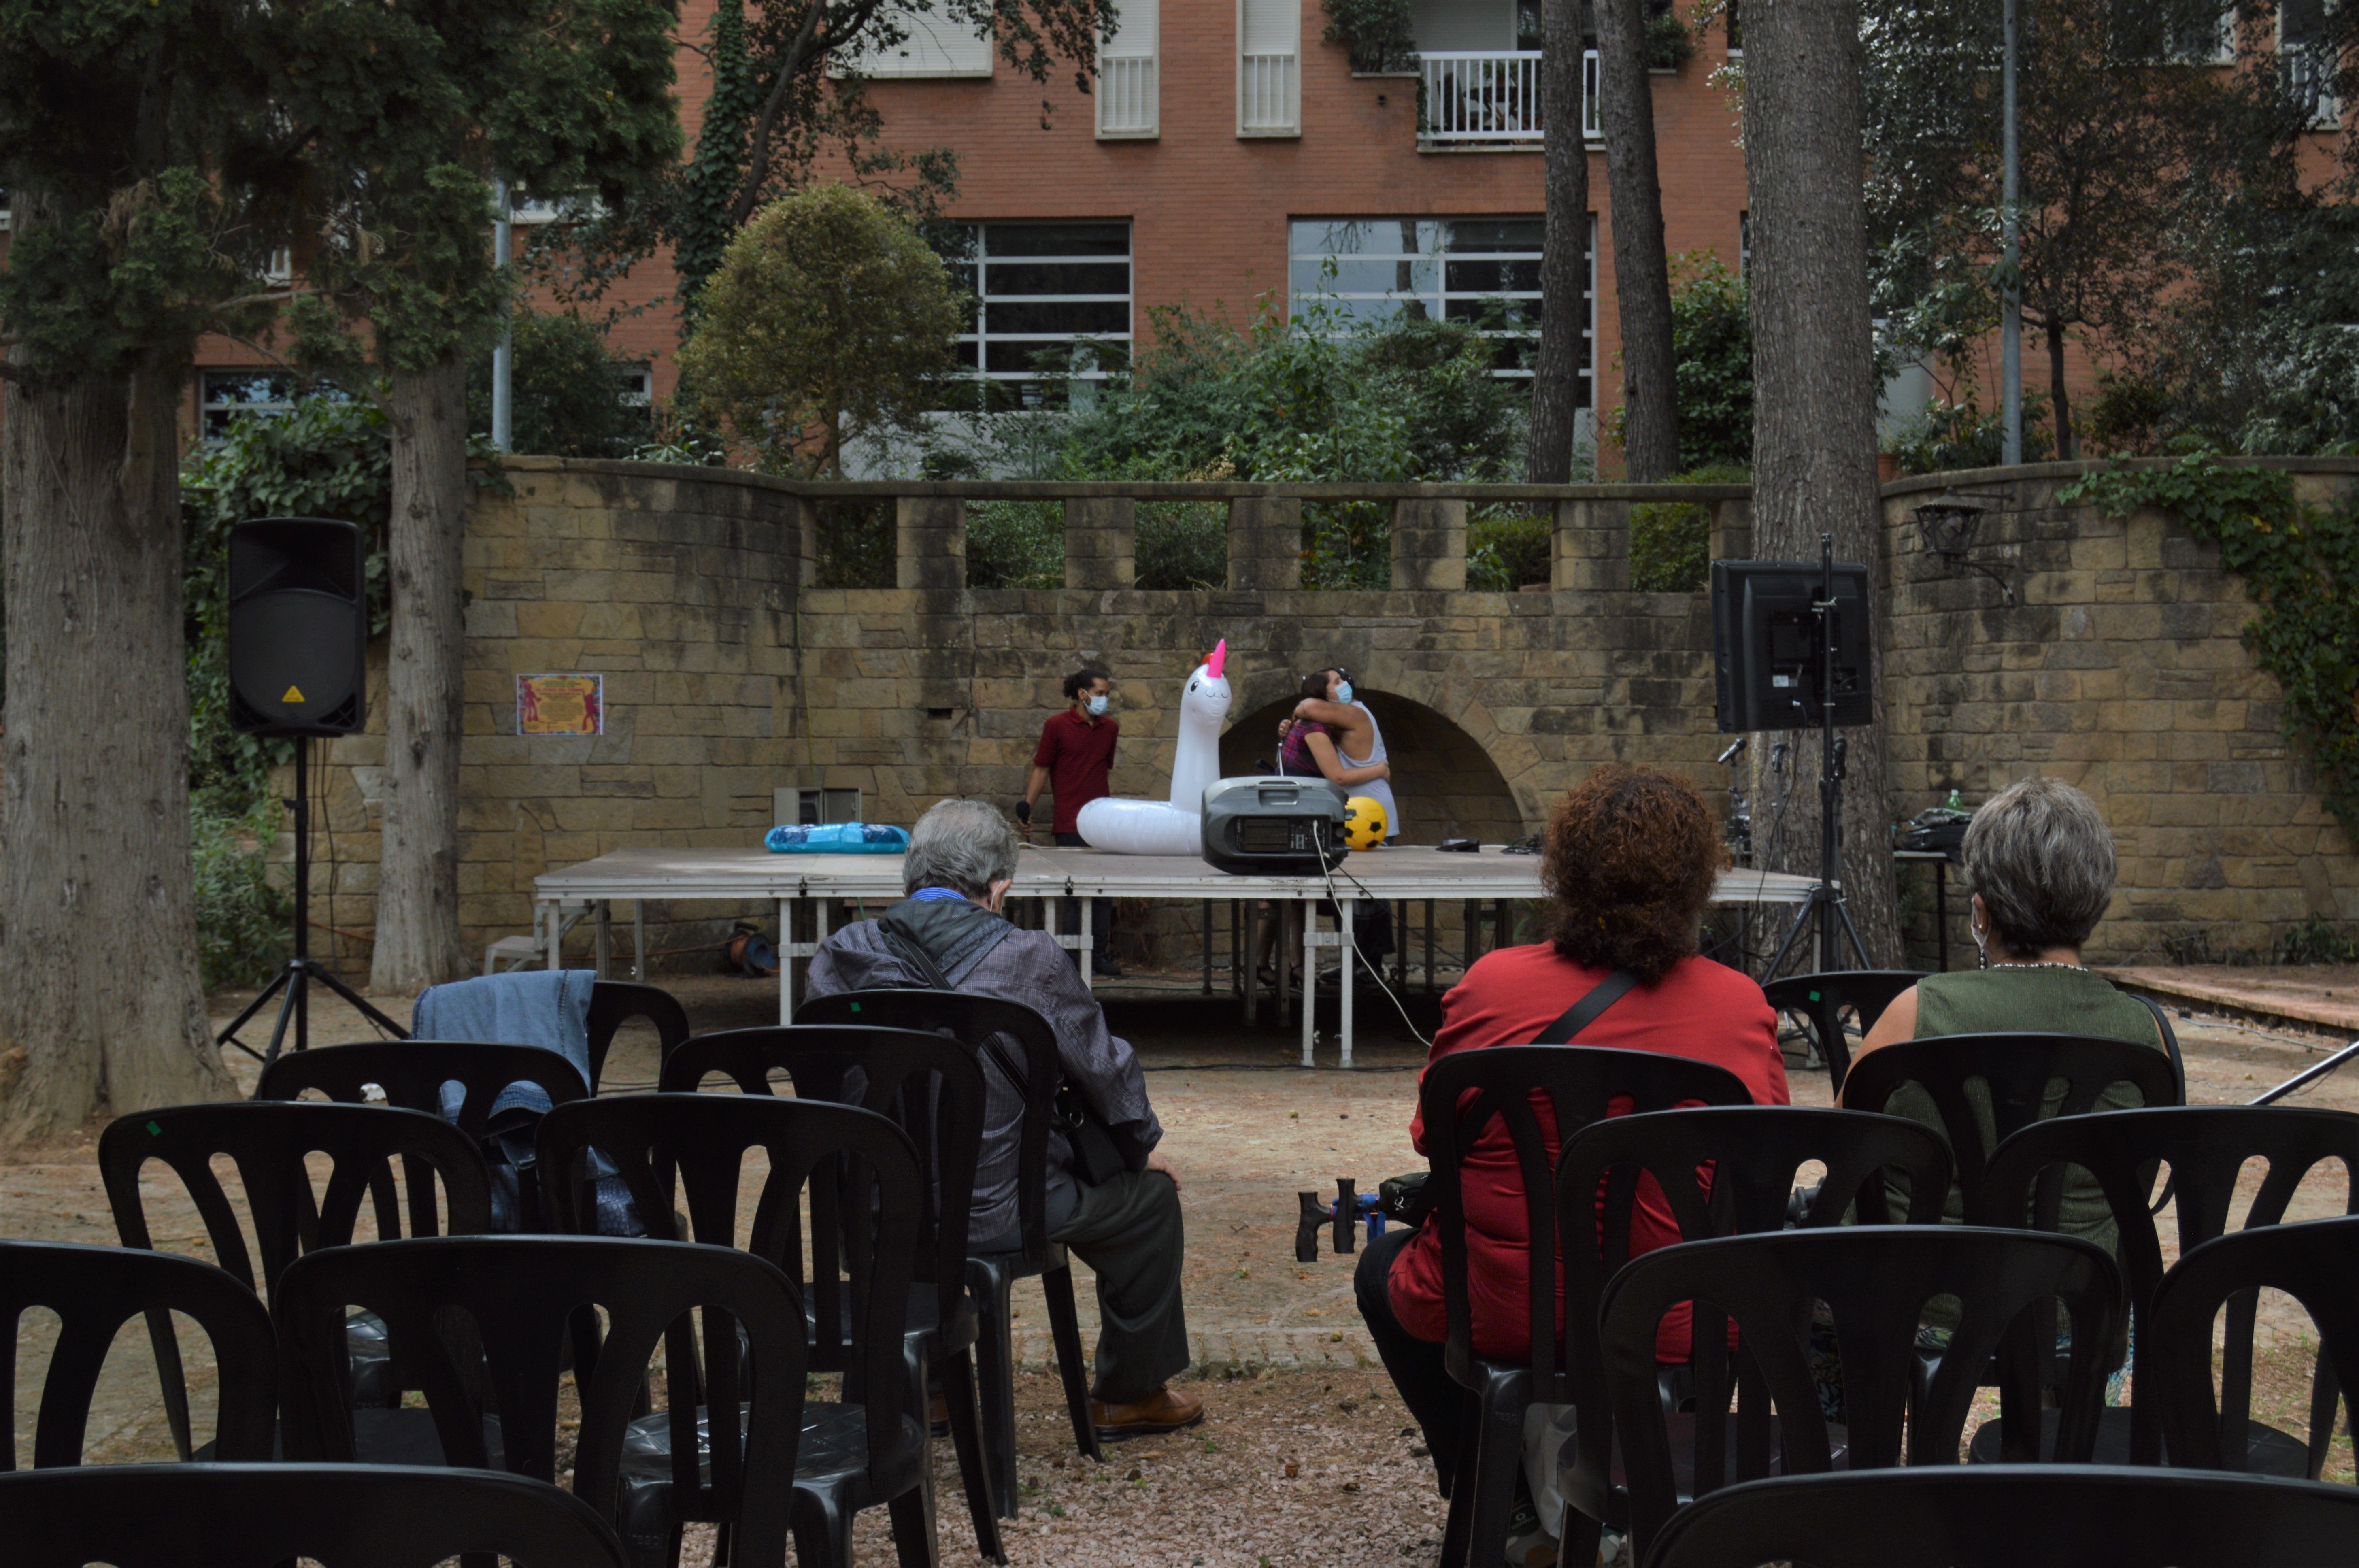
[1643,1465,2359,1568]
[1970,1104,2359,1468]
[2151,1211,2359,1480]
[1552,1107,1953,1566]
[0,1462,630,1568]
[0,1240,276,1467]
[662,1023,1003,1559]
[538,1093,932,1568]
[276,1234,805,1568]
[1759,970,1925,1092]
[587,979,691,1093]
[1839,1032,2182,1223]
[1599,1225,2123,1565]
[1415,1044,1755,1568]
[793,988,1103,1510]
[256,1039,591,1228]
[96,1099,492,1443]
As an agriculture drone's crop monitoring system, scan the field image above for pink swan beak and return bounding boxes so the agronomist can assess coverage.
[1207,638,1227,680]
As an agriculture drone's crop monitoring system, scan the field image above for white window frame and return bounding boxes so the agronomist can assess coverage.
[617,366,654,408]
[2279,0,2342,128]
[830,6,996,79]
[1238,0,1301,136]
[1098,0,1160,138]
[1285,215,1587,395]
[942,222,1134,404]
[199,369,306,440]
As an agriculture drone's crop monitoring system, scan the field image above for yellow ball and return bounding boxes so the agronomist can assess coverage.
[1343,795,1389,850]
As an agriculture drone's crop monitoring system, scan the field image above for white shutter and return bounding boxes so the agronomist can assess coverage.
[1098,0,1159,137]
[1237,0,1300,136]
[834,6,993,78]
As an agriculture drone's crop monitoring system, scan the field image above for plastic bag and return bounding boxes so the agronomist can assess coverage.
[764,822,909,854]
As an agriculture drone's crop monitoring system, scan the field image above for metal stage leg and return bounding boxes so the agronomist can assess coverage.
[1425,900,1436,994]
[544,899,559,969]
[633,900,647,983]
[1301,900,1318,1068]
[595,901,611,980]
[779,899,793,1024]
[1231,902,1244,999]
[1243,901,1259,1026]
[1339,895,1355,1069]
[1080,899,1093,989]
[1279,905,1294,1034]
[1202,900,1213,995]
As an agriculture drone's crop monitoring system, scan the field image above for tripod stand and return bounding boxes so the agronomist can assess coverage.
[1763,532,1871,980]
[216,734,408,1067]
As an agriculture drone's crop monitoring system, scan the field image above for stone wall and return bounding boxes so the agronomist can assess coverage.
[293,455,2359,977]
[1878,458,2359,964]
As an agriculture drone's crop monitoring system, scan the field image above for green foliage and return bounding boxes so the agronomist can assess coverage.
[678,185,963,477]
[1321,0,1418,72]
[1664,252,1752,470]
[967,502,1066,589]
[466,308,654,460]
[2275,915,2358,966]
[1646,8,1697,69]
[1628,465,1748,592]
[2061,453,2359,839]
[1468,510,1555,592]
[1136,504,1230,590]
[181,397,394,805]
[192,794,293,990]
[1884,392,2055,475]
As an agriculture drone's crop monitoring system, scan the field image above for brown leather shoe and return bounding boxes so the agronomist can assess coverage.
[1091,1384,1204,1440]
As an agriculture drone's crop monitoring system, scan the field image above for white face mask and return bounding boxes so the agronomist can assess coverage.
[1086,694,1109,716]
[1334,681,1354,704]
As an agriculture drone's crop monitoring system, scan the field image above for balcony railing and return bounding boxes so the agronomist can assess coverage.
[1098,53,1158,136]
[1239,50,1300,134]
[1417,49,1600,147]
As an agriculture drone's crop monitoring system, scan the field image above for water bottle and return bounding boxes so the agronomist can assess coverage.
[1945,788,1965,813]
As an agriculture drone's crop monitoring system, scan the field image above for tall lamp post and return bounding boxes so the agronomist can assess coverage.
[491,179,513,453]
[2000,0,2022,466]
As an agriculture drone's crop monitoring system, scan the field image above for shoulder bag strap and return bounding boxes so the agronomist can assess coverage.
[1534,969,1639,1045]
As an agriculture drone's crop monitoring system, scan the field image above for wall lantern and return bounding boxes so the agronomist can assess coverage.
[1911,490,2015,606]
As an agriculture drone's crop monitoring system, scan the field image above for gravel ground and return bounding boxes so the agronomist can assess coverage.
[6,964,2359,1562]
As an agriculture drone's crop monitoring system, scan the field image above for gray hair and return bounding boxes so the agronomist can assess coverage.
[903,798,1020,898]
[1963,777,2117,955]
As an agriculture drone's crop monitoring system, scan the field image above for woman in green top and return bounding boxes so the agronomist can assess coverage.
[1846,776,2166,1249]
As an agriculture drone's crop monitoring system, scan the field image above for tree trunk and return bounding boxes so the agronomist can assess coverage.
[0,360,231,1139]
[2045,316,2075,459]
[1741,0,1906,970]
[1595,0,1681,481]
[1527,0,1594,483]
[370,352,472,994]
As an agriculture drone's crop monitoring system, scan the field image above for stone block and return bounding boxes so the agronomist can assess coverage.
[897,496,966,591]
[1391,498,1467,592]
[1227,496,1301,591]
[1064,497,1137,589]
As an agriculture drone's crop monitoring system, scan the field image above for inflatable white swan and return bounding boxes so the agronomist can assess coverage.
[1074,640,1233,855]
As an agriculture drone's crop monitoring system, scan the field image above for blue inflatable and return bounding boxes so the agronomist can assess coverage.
[764,822,910,854]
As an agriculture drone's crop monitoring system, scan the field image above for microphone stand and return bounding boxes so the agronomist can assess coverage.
[1762,532,1870,980]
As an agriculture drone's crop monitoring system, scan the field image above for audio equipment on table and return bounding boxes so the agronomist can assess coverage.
[1200,776,1349,875]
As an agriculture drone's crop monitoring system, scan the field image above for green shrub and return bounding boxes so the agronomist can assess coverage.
[813,499,894,588]
[193,793,292,990]
[1647,7,1697,68]
[1629,464,1747,592]
[1320,0,1417,72]
[1467,509,1553,591]
[1137,502,1228,589]
[2276,915,2357,966]
[1883,392,2055,475]
[466,306,654,459]
[967,501,1065,588]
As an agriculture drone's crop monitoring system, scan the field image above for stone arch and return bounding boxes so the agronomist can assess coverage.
[1219,687,1525,846]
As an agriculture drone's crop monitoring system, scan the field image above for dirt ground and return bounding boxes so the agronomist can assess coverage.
[6,962,2359,1563]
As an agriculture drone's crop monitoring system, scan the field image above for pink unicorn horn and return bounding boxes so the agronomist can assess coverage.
[1207,638,1227,679]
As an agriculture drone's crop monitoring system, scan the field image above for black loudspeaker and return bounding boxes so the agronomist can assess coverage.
[1710,558,1873,732]
[228,517,368,736]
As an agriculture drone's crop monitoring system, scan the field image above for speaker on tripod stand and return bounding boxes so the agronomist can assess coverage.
[214,518,409,1066]
[1712,536,1875,981]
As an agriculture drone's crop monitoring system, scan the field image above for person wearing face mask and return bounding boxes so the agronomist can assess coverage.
[1280,666,1399,840]
[1021,665,1122,976]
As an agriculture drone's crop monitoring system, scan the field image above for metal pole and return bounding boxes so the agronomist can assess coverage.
[491,179,514,453]
[2000,0,2022,467]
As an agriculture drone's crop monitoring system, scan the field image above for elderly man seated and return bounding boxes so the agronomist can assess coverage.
[805,797,1203,1438]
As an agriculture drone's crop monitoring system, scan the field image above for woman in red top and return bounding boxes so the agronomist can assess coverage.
[1353,764,1786,1504]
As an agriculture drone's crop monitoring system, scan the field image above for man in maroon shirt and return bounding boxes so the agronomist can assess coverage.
[1020,666,1122,975]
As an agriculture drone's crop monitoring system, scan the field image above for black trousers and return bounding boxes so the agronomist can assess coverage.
[1053,832,1114,962]
[1051,1168,1191,1402]
[1355,1225,1465,1488]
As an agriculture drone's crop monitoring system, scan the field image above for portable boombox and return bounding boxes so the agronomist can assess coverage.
[1200,776,1350,874]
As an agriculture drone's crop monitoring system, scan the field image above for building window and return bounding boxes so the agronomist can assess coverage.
[1098,0,1160,138]
[617,366,654,407]
[832,4,995,77]
[935,222,1132,406]
[199,370,307,439]
[1238,0,1301,136]
[0,188,11,232]
[1287,217,1589,397]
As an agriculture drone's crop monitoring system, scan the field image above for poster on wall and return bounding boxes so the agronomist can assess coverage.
[517,674,604,736]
